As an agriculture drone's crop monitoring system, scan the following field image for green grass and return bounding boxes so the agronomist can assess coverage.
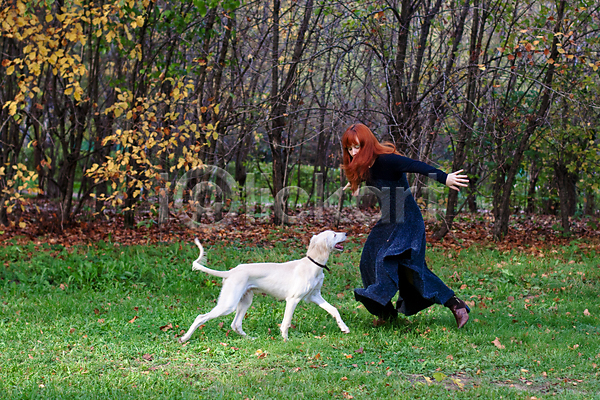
[1,235,599,399]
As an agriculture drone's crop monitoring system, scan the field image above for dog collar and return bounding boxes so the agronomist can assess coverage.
[308,256,330,272]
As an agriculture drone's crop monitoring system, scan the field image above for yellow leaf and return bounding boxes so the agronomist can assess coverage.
[214,104,219,115]
[17,1,26,14]
[46,14,53,23]
[478,64,486,71]
[7,65,15,75]
[451,378,465,390]
[19,222,26,229]
[136,16,144,27]
[64,87,73,96]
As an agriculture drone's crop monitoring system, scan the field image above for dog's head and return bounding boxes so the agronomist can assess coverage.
[308,230,346,257]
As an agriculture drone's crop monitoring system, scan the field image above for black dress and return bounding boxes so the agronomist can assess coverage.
[354,153,463,318]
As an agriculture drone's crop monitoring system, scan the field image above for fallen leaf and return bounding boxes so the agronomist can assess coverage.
[255,349,267,359]
[159,323,173,332]
[142,353,153,361]
[584,309,591,316]
[433,372,447,382]
[128,316,138,323]
[94,308,100,315]
[97,318,105,323]
[492,337,505,349]
[452,377,465,390]
[355,347,364,354]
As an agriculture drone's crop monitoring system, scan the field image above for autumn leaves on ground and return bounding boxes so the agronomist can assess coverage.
[1,207,599,399]
[2,198,599,251]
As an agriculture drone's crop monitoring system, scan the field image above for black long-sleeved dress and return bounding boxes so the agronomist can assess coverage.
[354,153,463,318]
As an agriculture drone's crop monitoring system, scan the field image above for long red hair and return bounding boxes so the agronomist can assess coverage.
[341,123,397,192]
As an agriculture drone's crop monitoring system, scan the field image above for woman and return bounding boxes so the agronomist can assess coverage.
[342,123,470,328]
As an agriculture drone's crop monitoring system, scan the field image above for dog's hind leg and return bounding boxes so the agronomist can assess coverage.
[307,292,350,334]
[179,282,243,343]
[231,290,253,336]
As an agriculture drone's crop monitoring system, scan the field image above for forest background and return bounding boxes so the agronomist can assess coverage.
[1,0,599,244]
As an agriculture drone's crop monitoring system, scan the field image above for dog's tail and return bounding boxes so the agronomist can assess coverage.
[192,238,230,278]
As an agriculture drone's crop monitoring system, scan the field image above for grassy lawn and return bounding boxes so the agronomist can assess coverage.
[1,233,599,399]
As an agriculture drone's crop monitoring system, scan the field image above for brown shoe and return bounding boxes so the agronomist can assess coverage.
[445,296,470,329]
[450,306,469,329]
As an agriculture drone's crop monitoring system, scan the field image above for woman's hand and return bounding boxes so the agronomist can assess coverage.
[446,170,469,191]
[343,182,360,196]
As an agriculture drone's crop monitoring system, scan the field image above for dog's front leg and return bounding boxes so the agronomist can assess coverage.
[280,298,301,340]
[308,292,350,334]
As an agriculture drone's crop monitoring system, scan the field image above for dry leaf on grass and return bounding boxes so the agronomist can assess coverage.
[159,323,173,332]
[492,337,505,349]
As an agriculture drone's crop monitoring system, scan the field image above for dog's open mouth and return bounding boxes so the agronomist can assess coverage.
[334,243,344,251]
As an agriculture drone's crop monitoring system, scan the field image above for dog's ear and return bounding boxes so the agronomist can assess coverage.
[308,233,328,256]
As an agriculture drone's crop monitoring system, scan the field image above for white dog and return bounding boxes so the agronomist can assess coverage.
[178,230,350,342]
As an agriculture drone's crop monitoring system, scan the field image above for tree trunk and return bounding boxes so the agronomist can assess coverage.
[526,157,541,214]
[268,0,315,224]
[432,0,478,240]
[583,188,596,216]
[554,163,578,234]
[492,0,565,240]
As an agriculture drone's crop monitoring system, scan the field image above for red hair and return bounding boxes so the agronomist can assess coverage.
[341,123,397,192]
